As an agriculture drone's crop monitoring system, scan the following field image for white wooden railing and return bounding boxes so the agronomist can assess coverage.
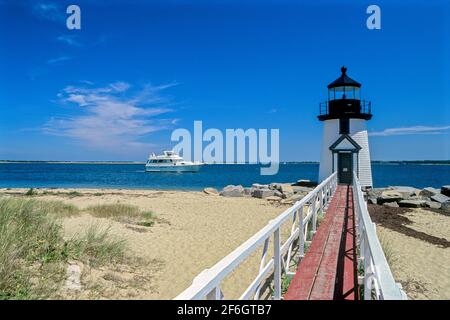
[175,172,338,300]
[353,172,407,300]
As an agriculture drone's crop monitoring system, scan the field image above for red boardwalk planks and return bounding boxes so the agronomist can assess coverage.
[284,185,358,300]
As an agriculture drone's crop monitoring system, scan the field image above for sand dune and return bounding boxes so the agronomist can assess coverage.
[0,188,290,299]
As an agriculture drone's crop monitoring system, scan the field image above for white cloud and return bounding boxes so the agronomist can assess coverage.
[47,56,71,65]
[370,125,450,136]
[43,82,177,153]
[32,2,64,22]
[57,35,82,47]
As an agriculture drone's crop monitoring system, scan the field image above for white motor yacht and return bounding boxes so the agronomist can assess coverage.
[145,151,203,172]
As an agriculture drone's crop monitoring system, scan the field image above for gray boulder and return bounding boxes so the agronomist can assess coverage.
[377,190,403,204]
[383,202,399,208]
[292,180,317,187]
[281,193,306,205]
[368,197,377,205]
[398,199,426,208]
[431,193,450,204]
[420,187,440,198]
[220,185,244,197]
[425,201,441,209]
[441,186,450,197]
[269,183,282,190]
[243,187,252,196]
[251,188,276,199]
[279,184,294,197]
[274,190,285,198]
[367,187,388,199]
[203,187,219,196]
[441,201,450,213]
[390,186,420,199]
[267,183,293,195]
[252,183,269,190]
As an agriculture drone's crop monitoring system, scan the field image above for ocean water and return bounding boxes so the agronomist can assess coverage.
[0,162,448,190]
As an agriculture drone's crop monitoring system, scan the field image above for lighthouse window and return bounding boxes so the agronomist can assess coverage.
[339,118,350,134]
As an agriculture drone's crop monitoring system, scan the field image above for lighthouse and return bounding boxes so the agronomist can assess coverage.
[318,67,373,187]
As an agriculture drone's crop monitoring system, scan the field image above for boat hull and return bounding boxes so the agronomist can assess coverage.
[145,164,202,173]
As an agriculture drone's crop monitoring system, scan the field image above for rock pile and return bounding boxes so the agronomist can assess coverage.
[367,185,450,212]
[203,181,450,212]
[204,180,316,205]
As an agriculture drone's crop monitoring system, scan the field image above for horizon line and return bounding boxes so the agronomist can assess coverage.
[1,160,449,164]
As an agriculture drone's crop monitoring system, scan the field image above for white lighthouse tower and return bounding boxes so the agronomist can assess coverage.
[318,66,373,187]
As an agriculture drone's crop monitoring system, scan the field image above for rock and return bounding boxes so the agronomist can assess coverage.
[252,183,269,190]
[368,197,377,205]
[441,186,450,197]
[220,185,244,197]
[441,201,450,213]
[390,186,420,199]
[251,188,276,199]
[65,263,82,291]
[383,202,399,208]
[425,201,441,209]
[269,183,282,191]
[273,190,285,198]
[367,188,388,200]
[243,188,252,196]
[292,180,317,187]
[203,187,219,196]
[292,186,313,194]
[280,184,294,196]
[420,187,440,198]
[431,193,450,204]
[398,199,426,208]
[281,193,306,204]
[266,196,282,202]
[377,190,403,204]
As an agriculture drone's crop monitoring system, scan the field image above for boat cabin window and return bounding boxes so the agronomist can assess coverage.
[155,159,173,163]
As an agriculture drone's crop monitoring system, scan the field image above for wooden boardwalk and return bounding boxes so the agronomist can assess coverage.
[285,185,358,300]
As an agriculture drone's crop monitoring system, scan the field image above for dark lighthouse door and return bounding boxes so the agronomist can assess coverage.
[338,152,353,184]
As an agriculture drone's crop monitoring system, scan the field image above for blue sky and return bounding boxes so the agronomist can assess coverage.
[0,0,449,161]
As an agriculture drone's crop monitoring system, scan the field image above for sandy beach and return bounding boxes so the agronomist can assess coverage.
[0,187,292,299]
[368,205,450,300]
[1,187,449,300]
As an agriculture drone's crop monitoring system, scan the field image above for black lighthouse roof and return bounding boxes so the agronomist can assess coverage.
[327,66,361,89]
[318,66,372,121]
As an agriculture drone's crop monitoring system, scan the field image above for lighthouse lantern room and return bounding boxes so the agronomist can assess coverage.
[318,67,373,187]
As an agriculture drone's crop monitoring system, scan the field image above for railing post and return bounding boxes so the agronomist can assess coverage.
[254,238,270,300]
[299,208,305,258]
[311,195,317,234]
[364,240,372,300]
[273,228,281,300]
[207,286,223,300]
[319,188,324,214]
[284,210,298,274]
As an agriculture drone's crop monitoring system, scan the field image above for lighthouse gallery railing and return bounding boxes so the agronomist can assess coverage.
[175,172,338,300]
[319,99,372,116]
[352,172,407,300]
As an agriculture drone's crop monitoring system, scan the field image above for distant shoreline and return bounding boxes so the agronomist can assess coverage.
[0,160,449,165]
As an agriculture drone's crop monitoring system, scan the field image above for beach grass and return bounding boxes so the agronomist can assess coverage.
[24,188,36,196]
[87,203,155,227]
[68,224,126,266]
[37,200,80,217]
[0,197,126,300]
[379,234,397,266]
